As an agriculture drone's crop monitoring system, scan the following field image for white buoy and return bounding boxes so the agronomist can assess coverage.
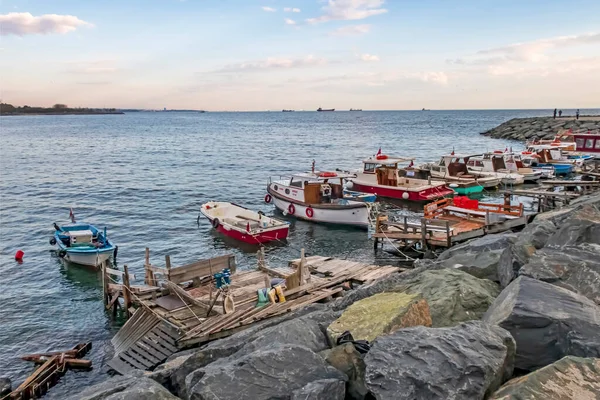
[402,192,409,200]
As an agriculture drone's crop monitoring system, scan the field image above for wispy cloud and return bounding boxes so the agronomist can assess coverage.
[0,12,92,36]
[261,6,276,12]
[306,0,387,24]
[284,7,301,13]
[64,60,119,74]
[450,32,600,66]
[215,55,327,73]
[359,53,379,62]
[330,24,371,36]
[284,18,296,25]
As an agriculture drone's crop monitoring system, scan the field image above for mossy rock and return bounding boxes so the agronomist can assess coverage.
[327,292,431,343]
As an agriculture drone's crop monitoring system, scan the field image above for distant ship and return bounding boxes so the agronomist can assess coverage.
[349,108,362,111]
[317,107,335,112]
[282,109,295,112]
[422,108,430,111]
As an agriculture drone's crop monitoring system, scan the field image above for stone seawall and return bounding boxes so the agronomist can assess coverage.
[480,116,600,141]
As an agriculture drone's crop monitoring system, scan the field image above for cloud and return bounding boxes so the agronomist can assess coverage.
[284,18,296,25]
[65,60,119,74]
[216,55,327,73]
[284,7,301,12]
[452,32,600,66]
[0,12,92,36]
[414,71,448,85]
[359,53,379,62]
[306,0,387,24]
[330,24,370,36]
[262,6,276,12]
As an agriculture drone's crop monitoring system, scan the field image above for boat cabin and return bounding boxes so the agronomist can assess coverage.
[361,156,419,186]
[269,171,355,205]
[573,132,600,153]
[526,145,565,163]
[466,152,507,172]
[430,155,477,177]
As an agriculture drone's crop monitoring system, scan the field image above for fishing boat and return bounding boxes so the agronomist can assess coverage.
[425,154,502,189]
[317,107,335,112]
[502,153,543,182]
[282,109,294,112]
[525,145,574,175]
[466,152,525,185]
[349,108,362,111]
[51,222,116,267]
[265,166,371,228]
[347,152,454,201]
[200,202,289,244]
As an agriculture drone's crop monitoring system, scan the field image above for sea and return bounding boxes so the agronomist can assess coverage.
[0,108,597,396]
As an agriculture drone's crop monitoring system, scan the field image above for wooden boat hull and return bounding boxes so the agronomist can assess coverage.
[451,185,483,195]
[53,223,116,267]
[214,220,288,244]
[350,182,453,202]
[270,191,370,228]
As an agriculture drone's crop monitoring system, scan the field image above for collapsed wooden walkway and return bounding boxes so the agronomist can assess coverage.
[106,249,404,374]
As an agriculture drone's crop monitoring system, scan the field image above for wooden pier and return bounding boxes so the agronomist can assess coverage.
[373,197,528,251]
[105,249,404,375]
[503,178,600,212]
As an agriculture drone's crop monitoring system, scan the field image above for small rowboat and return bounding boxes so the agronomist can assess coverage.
[51,223,116,267]
[200,201,289,244]
[343,189,377,203]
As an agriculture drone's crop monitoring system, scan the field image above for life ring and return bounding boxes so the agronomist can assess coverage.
[376,154,388,160]
[493,150,503,154]
[212,218,220,229]
[318,171,337,178]
[306,207,314,218]
[264,194,272,203]
[288,204,296,215]
[49,237,57,245]
[521,151,532,155]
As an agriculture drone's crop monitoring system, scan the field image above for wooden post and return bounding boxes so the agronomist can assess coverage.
[403,216,408,233]
[122,264,132,316]
[420,218,427,250]
[165,255,172,282]
[445,221,451,248]
[101,261,108,306]
[257,247,266,269]
[299,248,310,285]
[144,247,150,285]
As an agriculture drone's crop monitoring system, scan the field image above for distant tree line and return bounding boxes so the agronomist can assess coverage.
[0,103,119,115]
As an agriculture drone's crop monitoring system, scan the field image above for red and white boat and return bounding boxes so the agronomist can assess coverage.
[200,202,289,244]
[347,153,454,202]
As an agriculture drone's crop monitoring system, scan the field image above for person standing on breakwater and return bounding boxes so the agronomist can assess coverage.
[553,108,557,119]
[576,109,580,120]
[558,110,562,117]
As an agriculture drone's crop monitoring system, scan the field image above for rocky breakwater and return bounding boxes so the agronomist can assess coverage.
[66,192,600,400]
[480,116,600,141]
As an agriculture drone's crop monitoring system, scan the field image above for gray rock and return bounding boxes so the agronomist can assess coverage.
[67,376,180,400]
[364,321,515,400]
[186,344,346,400]
[489,356,600,400]
[291,379,346,400]
[545,208,600,247]
[150,306,338,397]
[326,343,368,400]
[435,233,518,282]
[519,219,556,249]
[0,377,11,397]
[483,276,600,371]
[519,244,600,304]
[497,241,536,288]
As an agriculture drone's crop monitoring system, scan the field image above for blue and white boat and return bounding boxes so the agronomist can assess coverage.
[526,145,574,175]
[343,189,377,203]
[51,223,116,267]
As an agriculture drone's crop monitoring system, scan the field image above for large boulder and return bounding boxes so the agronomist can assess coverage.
[185,344,346,400]
[517,219,556,249]
[497,241,537,288]
[545,207,600,247]
[483,276,600,371]
[519,244,600,304]
[67,376,180,400]
[290,379,346,400]
[327,292,432,343]
[364,321,515,400]
[392,268,500,327]
[326,343,368,400]
[490,356,600,400]
[151,307,339,397]
[435,233,518,282]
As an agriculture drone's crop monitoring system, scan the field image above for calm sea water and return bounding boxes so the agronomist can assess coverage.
[1,109,597,396]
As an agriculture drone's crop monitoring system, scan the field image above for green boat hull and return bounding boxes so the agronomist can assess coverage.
[452,185,484,195]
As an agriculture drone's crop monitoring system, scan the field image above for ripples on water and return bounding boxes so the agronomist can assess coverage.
[1,109,595,395]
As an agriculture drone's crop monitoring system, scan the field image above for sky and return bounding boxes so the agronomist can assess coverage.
[1,0,599,111]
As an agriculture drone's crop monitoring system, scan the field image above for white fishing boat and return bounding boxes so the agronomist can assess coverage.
[425,154,502,188]
[466,152,525,185]
[503,153,544,182]
[265,167,371,228]
[200,202,289,244]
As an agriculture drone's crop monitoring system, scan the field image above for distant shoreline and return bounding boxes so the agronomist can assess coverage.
[1,111,125,116]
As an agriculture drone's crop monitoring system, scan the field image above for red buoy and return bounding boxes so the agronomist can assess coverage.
[15,250,24,261]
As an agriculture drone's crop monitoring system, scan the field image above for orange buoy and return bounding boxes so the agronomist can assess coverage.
[15,250,24,261]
